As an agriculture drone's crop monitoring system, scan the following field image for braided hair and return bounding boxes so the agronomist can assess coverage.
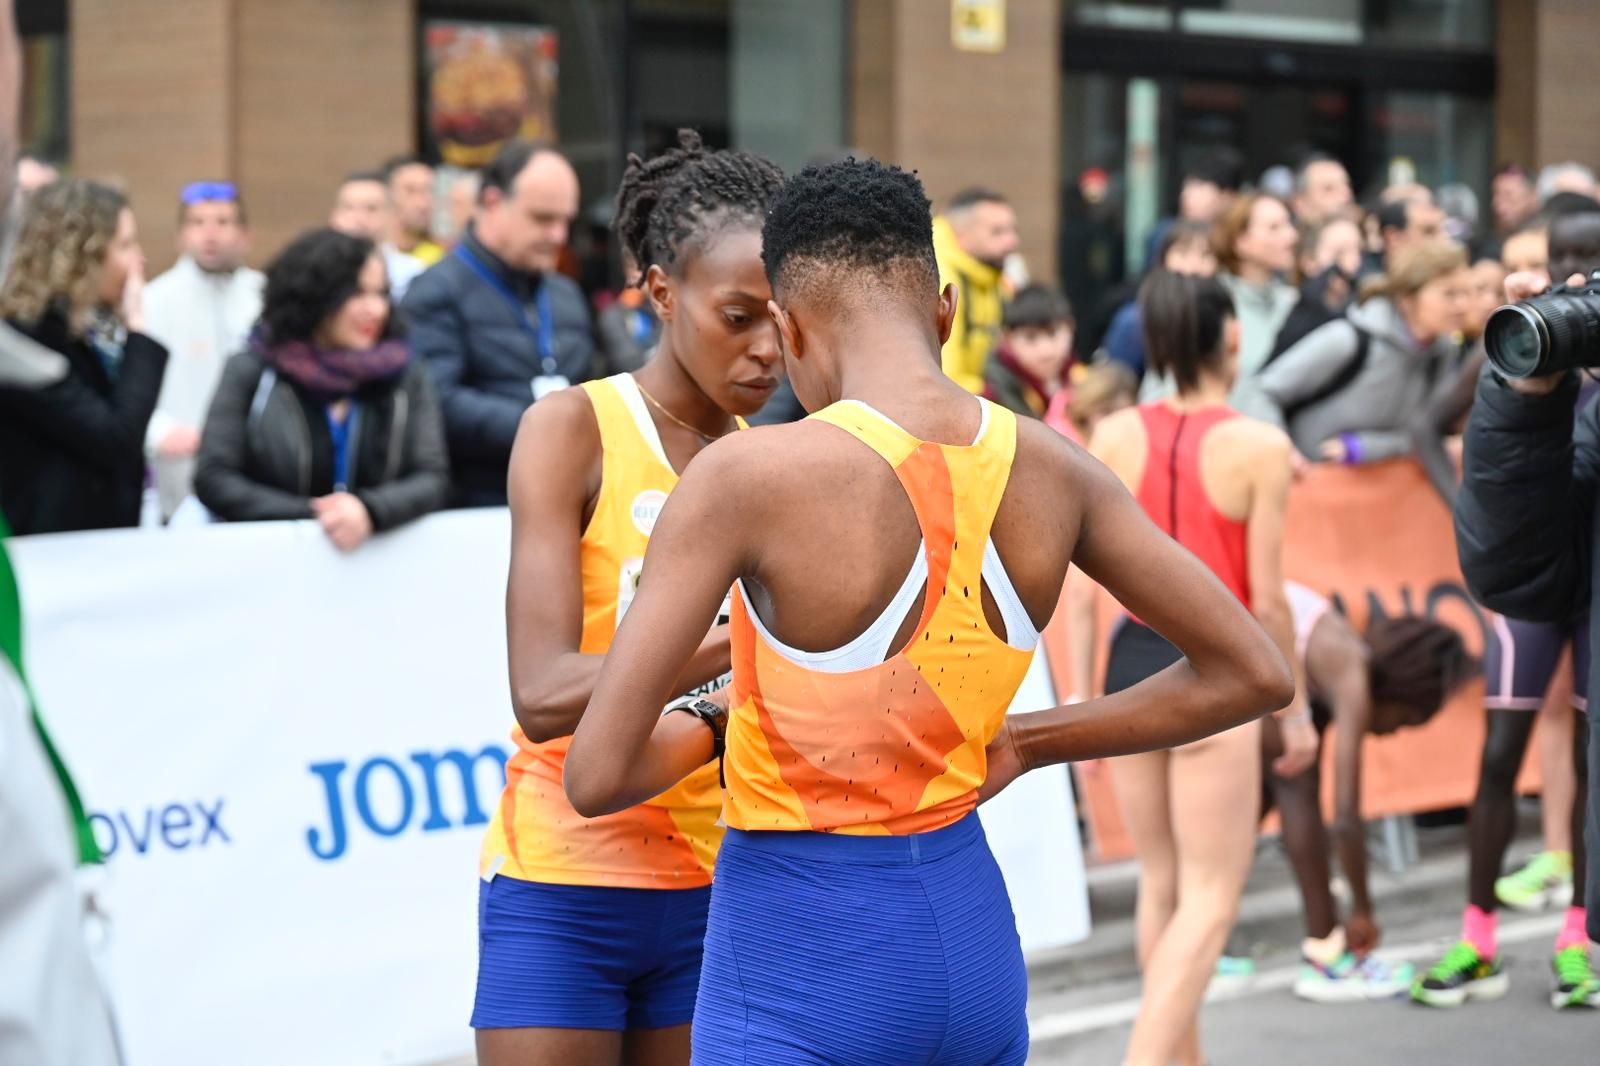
[1366,615,1478,720]
[613,129,784,278]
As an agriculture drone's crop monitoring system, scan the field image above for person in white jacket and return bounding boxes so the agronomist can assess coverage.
[142,182,264,518]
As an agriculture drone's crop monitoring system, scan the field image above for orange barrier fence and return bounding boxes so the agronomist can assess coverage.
[1042,459,1561,863]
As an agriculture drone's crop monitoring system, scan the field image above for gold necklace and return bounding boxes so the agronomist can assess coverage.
[635,379,729,444]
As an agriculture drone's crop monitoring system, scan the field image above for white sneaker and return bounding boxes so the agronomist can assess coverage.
[1294,953,1414,1003]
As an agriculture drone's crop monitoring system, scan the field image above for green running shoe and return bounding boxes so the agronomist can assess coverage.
[1551,945,1600,1010]
[1411,941,1508,1008]
[1497,851,1574,913]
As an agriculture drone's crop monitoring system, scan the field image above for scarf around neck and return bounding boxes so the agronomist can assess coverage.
[250,325,409,400]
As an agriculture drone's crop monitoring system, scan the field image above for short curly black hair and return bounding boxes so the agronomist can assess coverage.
[761,157,938,303]
[613,128,784,277]
[259,227,402,344]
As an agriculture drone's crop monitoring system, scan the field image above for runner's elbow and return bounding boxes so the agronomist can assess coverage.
[562,759,621,819]
[1244,645,1296,716]
[512,686,578,744]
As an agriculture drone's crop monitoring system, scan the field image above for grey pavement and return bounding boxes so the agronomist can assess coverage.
[1026,806,1597,1064]
[1030,971,1596,1065]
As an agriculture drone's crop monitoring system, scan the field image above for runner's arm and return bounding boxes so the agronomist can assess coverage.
[1326,661,1376,918]
[992,453,1293,780]
[564,439,752,816]
[1246,431,1318,777]
[506,393,729,743]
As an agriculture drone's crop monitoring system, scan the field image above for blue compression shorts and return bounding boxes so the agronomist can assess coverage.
[1484,614,1591,712]
[471,876,710,1031]
[692,812,1029,1065]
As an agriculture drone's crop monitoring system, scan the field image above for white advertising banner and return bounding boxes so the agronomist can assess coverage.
[11,512,1088,1066]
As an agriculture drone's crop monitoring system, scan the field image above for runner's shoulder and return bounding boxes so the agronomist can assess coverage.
[1214,411,1293,459]
[508,386,601,502]
[514,385,600,454]
[1078,404,1145,461]
[1089,404,1144,441]
[684,419,860,507]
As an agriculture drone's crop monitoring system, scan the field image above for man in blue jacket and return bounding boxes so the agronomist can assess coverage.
[402,141,594,507]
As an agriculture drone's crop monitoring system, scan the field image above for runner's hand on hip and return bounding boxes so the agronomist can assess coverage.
[978,720,1027,804]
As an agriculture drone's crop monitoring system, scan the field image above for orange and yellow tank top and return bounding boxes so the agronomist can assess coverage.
[723,399,1038,836]
[479,374,724,888]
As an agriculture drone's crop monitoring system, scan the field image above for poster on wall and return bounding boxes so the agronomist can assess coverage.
[423,21,558,168]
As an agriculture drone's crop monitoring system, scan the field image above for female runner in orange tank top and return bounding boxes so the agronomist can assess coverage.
[563,159,1293,1066]
[473,131,783,1066]
[1072,271,1315,1066]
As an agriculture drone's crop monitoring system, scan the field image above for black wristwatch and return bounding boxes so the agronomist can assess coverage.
[663,696,729,786]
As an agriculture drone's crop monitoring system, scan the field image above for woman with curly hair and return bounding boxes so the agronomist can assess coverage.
[194,227,449,549]
[0,178,166,534]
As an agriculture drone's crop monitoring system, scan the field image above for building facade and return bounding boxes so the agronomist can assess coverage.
[14,0,1598,290]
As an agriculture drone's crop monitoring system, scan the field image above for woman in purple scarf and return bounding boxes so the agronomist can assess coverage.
[194,227,449,548]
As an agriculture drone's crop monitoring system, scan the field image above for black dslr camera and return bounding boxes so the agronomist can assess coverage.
[1485,271,1600,379]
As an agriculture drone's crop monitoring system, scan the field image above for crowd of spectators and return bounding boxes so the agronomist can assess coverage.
[5,137,1600,563]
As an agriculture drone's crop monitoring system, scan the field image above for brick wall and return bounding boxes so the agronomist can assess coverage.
[233,0,415,267]
[852,0,1061,283]
[1494,0,1600,176]
[71,0,414,272]
[1530,0,1600,174]
[72,0,232,266]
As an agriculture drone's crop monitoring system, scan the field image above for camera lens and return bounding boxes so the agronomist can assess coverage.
[1484,285,1600,379]
[1484,304,1550,378]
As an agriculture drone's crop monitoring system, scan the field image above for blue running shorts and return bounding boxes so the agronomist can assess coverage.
[472,876,710,1031]
[1484,614,1591,712]
[692,813,1029,1065]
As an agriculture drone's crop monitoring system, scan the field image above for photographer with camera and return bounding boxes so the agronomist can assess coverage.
[1450,264,1600,1009]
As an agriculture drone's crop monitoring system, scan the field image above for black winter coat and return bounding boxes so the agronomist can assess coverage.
[193,353,450,532]
[399,227,594,507]
[0,310,168,535]
[1454,367,1600,940]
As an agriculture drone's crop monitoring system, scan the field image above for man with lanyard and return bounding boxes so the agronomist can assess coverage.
[402,140,595,508]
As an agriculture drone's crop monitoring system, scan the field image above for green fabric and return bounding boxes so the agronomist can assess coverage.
[0,513,101,865]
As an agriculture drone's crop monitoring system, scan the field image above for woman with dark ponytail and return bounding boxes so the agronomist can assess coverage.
[472,130,783,1066]
[1070,269,1307,1066]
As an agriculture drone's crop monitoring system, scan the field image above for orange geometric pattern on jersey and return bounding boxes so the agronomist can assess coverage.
[479,374,723,888]
[723,399,1036,835]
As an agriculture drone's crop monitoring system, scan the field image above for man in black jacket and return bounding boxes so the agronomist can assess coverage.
[1452,269,1600,1010]
[401,141,593,507]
